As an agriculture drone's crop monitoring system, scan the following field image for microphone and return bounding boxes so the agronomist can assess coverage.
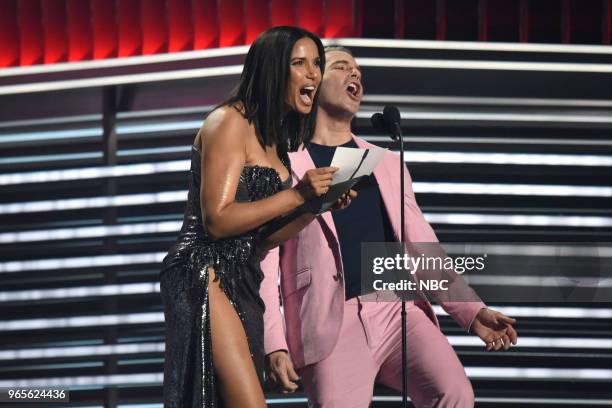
[382,105,402,141]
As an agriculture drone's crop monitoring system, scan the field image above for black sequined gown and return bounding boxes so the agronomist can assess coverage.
[160,145,292,407]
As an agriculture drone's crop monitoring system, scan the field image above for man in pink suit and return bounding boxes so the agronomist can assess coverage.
[260,46,518,408]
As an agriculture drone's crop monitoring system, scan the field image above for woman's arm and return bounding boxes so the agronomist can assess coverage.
[261,189,357,250]
[261,212,315,251]
[200,107,335,239]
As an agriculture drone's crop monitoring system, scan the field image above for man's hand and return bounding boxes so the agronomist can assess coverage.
[470,308,518,351]
[331,189,358,211]
[265,350,300,393]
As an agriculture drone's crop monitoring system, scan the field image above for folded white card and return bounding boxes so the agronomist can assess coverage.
[330,146,386,183]
[303,145,386,214]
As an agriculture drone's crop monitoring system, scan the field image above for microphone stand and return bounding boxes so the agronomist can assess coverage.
[372,110,408,408]
[390,120,408,408]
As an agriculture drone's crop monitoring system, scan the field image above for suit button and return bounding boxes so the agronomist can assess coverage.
[333,274,338,281]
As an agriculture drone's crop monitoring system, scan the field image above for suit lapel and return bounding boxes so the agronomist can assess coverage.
[354,136,402,242]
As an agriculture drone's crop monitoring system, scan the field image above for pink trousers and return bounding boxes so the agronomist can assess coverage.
[299,298,474,408]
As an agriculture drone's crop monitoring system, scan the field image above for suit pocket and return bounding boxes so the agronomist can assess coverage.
[296,266,311,289]
[285,266,312,297]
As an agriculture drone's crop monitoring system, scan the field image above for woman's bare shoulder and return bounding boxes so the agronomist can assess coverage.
[199,105,251,149]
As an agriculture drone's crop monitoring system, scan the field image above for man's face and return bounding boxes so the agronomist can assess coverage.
[319,50,363,116]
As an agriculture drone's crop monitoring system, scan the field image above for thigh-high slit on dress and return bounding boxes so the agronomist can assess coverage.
[160,145,292,407]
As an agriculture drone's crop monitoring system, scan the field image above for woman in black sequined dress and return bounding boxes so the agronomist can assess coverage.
[160,27,347,407]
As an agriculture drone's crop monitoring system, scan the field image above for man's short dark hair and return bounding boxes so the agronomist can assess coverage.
[324,45,353,56]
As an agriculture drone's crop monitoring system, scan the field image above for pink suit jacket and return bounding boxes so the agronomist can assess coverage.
[260,135,486,369]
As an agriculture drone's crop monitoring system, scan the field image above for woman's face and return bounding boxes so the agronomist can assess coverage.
[286,37,322,115]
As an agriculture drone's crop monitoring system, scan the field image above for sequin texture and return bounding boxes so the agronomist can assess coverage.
[160,145,291,407]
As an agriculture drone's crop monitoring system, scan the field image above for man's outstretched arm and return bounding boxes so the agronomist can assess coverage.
[399,158,517,347]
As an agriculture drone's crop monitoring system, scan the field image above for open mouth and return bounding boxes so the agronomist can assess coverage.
[299,85,315,106]
[346,82,360,100]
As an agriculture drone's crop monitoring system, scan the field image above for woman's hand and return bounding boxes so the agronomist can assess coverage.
[293,167,338,203]
[471,307,518,351]
[331,189,358,211]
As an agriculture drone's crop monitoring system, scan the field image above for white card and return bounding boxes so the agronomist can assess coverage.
[329,146,386,183]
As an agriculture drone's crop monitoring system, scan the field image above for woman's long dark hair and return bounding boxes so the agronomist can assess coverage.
[220,26,325,152]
